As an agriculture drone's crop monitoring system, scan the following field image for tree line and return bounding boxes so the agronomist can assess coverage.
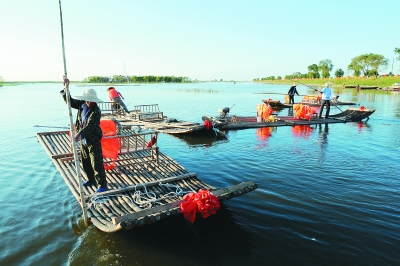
[255,47,400,81]
[83,75,192,83]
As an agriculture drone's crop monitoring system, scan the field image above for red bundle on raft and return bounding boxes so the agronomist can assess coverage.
[256,104,274,120]
[293,104,316,120]
[180,189,220,223]
[100,120,120,170]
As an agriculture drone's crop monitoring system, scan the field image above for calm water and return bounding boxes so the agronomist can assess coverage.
[0,82,399,265]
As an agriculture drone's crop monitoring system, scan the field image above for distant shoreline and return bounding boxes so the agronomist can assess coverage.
[255,76,400,89]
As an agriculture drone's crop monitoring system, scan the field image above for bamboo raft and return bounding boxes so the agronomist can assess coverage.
[36,127,258,233]
[262,98,357,109]
[218,108,375,130]
[100,103,226,136]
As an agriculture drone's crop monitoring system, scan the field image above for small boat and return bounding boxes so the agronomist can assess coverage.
[215,106,375,130]
[101,103,227,136]
[329,107,375,121]
[138,118,227,136]
[344,85,379,90]
[262,95,357,108]
[262,99,291,108]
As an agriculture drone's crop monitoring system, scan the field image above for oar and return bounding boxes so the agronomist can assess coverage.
[291,80,319,91]
[254,92,309,96]
[58,0,89,224]
[34,125,69,129]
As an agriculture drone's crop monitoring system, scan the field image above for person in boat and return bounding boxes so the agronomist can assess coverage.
[107,87,130,115]
[287,83,299,104]
[61,77,109,193]
[315,83,332,119]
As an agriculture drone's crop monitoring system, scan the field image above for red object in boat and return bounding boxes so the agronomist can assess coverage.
[146,135,157,147]
[203,120,213,130]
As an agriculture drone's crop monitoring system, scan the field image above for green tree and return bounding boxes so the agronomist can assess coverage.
[334,68,344,78]
[307,64,320,78]
[348,53,389,77]
[112,75,128,83]
[318,59,334,78]
[395,47,400,61]
[347,61,362,77]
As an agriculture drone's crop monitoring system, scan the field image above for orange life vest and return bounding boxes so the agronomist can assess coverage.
[108,88,119,100]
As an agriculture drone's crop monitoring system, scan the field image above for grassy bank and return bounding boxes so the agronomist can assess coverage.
[257,76,400,88]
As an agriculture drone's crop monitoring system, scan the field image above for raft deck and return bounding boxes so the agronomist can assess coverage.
[37,127,257,232]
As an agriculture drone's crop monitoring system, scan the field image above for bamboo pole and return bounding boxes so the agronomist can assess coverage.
[58,0,88,224]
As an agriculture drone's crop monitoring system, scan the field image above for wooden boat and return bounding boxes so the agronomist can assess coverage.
[329,107,375,121]
[262,96,357,108]
[217,107,375,130]
[100,103,227,136]
[344,85,379,90]
[37,126,257,233]
[135,119,227,136]
[262,99,291,108]
[169,133,228,146]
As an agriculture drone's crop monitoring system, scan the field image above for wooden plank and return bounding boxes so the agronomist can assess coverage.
[112,181,256,224]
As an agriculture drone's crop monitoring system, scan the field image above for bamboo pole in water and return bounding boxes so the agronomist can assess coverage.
[58,0,88,224]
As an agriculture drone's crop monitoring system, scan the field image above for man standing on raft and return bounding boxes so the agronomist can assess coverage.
[315,83,332,119]
[61,77,109,193]
[287,83,299,104]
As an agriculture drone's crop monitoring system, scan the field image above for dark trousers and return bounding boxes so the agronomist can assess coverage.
[112,97,129,113]
[289,95,295,104]
[80,142,107,188]
[318,100,331,119]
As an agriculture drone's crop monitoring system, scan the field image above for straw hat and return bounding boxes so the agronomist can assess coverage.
[325,83,330,87]
[75,89,103,102]
[293,83,296,86]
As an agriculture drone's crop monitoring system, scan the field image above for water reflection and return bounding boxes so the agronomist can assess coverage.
[169,132,229,147]
[291,125,314,139]
[255,127,276,149]
[353,121,371,133]
[317,123,329,164]
[69,203,255,265]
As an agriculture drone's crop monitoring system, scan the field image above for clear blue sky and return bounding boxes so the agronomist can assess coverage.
[1,0,399,81]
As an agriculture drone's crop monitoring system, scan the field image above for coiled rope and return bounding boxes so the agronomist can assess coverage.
[87,182,195,211]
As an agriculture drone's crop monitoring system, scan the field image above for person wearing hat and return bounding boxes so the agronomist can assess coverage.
[287,83,299,104]
[107,87,130,115]
[61,77,108,193]
[314,83,332,119]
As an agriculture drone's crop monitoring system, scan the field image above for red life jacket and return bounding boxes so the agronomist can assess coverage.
[108,88,119,100]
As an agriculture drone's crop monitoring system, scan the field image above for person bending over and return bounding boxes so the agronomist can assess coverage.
[107,87,130,115]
